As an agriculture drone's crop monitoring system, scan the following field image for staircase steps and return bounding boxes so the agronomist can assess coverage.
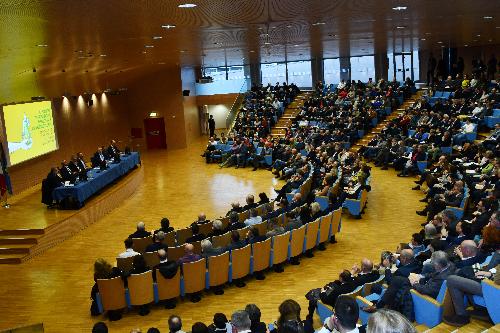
[0,231,44,264]
[271,91,311,137]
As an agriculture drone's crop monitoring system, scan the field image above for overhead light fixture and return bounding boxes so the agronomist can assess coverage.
[464,44,469,47]
[178,3,197,8]
[488,39,493,42]
[149,112,158,117]
[293,44,300,47]
[437,41,443,43]
[396,26,406,29]
[286,25,292,28]
[142,51,147,54]
[152,36,163,40]
[483,16,493,19]
[392,6,407,10]
[180,50,186,53]
[249,50,255,53]
[476,34,481,37]
[145,45,154,48]
[264,42,271,45]
[420,38,426,41]
[100,54,107,57]
[161,24,176,29]
[312,22,325,26]
[36,44,48,47]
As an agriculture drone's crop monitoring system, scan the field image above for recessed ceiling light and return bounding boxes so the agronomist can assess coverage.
[178,3,197,8]
[488,39,493,42]
[142,51,147,54]
[249,50,255,53]
[483,16,493,19]
[36,44,48,47]
[477,34,481,37]
[496,26,500,29]
[264,42,271,45]
[392,6,407,10]
[473,39,478,42]
[180,50,186,53]
[464,44,469,47]
[286,25,292,28]
[145,45,154,48]
[396,26,406,29]
[161,24,176,29]
[293,44,300,47]
[152,36,163,40]
[420,38,426,41]
[100,54,107,57]
[437,41,443,43]
[312,22,326,26]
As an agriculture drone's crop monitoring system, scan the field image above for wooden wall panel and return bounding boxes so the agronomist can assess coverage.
[125,66,187,150]
[2,94,131,194]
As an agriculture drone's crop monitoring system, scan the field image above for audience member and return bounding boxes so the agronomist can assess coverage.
[177,244,202,264]
[129,222,151,239]
[118,238,140,258]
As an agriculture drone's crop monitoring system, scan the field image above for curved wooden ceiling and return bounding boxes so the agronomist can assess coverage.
[0,0,498,103]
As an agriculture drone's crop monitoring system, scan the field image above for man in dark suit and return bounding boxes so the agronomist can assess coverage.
[318,270,357,307]
[128,221,152,239]
[92,147,107,168]
[228,212,246,231]
[68,155,82,174]
[153,249,179,308]
[186,224,206,243]
[383,249,422,284]
[145,231,168,252]
[351,258,380,288]
[454,240,484,268]
[200,239,225,258]
[242,194,258,211]
[107,140,120,158]
[42,167,64,206]
[60,160,76,183]
[208,115,216,137]
[76,152,88,171]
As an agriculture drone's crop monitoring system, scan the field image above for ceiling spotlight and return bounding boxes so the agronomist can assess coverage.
[178,3,197,8]
[264,42,271,45]
[36,44,48,47]
[396,26,406,29]
[293,44,300,47]
[464,44,469,47]
[161,24,176,29]
[476,34,481,37]
[420,38,426,41]
[437,41,443,43]
[180,50,186,53]
[142,51,147,54]
[392,6,407,10]
[249,50,255,53]
[483,16,493,19]
[152,36,163,39]
[488,39,493,42]
[100,54,107,57]
[286,25,292,28]
[312,22,325,26]
[145,45,154,48]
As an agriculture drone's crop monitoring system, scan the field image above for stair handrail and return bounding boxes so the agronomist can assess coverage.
[225,79,249,130]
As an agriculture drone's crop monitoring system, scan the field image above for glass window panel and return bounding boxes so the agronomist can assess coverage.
[324,58,340,84]
[261,62,287,86]
[387,53,395,81]
[287,61,312,87]
[227,66,245,80]
[204,67,226,81]
[350,56,375,82]
[412,50,420,81]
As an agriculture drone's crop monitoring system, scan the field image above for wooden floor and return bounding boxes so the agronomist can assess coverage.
[0,137,453,332]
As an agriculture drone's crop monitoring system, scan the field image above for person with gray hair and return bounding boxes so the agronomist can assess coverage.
[210,219,226,237]
[145,230,168,252]
[367,309,416,333]
[243,194,258,211]
[231,310,252,333]
[129,221,152,239]
[200,239,225,258]
[383,249,420,284]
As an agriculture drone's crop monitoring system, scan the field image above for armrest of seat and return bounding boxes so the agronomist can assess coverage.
[410,289,442,307]
[356,296,373,325]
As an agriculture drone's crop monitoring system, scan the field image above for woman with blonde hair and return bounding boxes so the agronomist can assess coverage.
[91,258,123,319]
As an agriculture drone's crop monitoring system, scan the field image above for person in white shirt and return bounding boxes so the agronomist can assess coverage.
[316,296,360,333]
[231,310,252,333]
[453,119,475,145]
[244,209,263,227]
[117,238,140,258]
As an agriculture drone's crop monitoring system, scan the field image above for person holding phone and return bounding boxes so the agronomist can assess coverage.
[316,296,361,333]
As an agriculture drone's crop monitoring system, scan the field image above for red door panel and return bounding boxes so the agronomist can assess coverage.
[143,117,167,149]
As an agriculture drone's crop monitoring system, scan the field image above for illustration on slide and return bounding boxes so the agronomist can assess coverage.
[8,113,33,153]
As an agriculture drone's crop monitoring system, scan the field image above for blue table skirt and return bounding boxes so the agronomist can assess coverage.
[53,152,141,204]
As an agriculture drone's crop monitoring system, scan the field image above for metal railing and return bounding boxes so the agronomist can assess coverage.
[225,79,250,130]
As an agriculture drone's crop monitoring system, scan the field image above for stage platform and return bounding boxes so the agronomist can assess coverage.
[0,165,144,264]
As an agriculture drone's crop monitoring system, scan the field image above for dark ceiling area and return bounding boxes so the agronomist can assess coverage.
[0,0,498,102]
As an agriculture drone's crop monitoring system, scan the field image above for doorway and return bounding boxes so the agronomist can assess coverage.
[143,117,167,149]
[391,52,414,82]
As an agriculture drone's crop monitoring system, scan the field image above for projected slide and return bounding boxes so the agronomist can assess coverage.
[3,101,58,166]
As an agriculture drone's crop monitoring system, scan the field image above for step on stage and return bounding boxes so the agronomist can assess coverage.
[0,166,144,264]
